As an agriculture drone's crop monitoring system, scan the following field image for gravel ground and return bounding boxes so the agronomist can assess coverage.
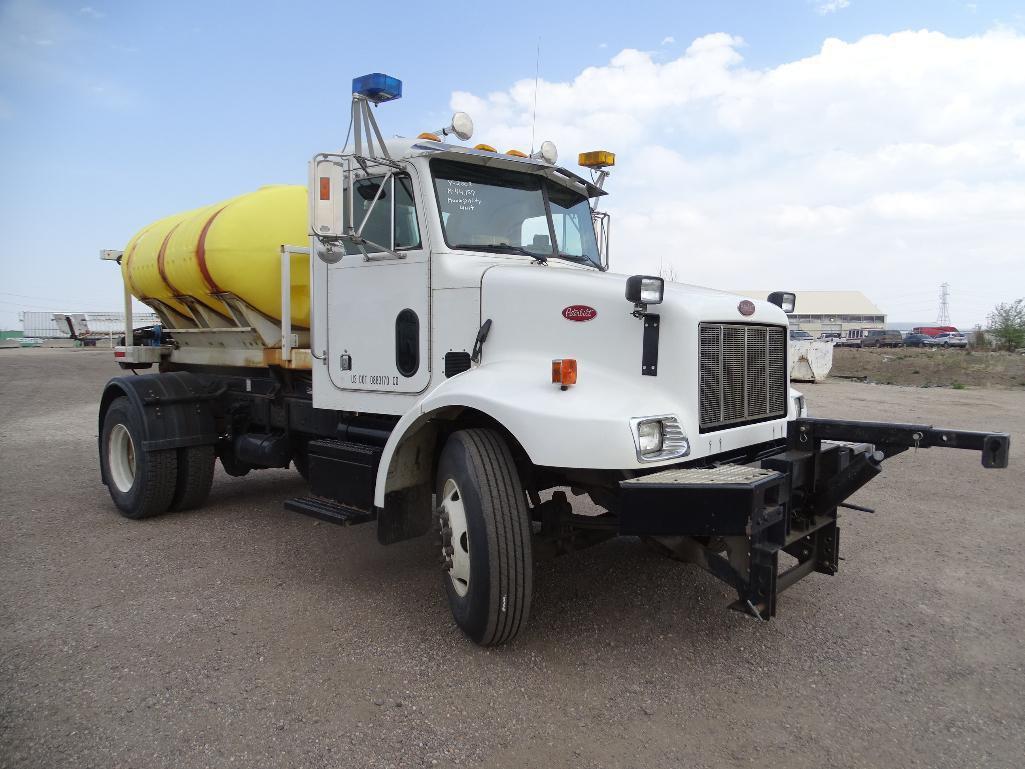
[1,348,1023,769]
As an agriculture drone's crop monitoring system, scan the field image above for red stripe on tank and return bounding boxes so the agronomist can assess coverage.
[156,223,184,296]
[123,240,144,299]
[195,205,229,294]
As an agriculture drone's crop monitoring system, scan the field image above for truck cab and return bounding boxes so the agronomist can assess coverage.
[97,73,1010,646]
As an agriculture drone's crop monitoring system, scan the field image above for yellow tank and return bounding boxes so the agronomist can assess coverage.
[122,185,310,327]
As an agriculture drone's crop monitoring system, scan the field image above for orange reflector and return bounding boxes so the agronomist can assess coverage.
[505,149,527,157]
[319,176,331,201]
[474,143,497,152]
[551,358,578,387]
[418,132,441,141]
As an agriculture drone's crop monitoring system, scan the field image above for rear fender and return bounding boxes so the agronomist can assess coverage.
[98,373,220,480]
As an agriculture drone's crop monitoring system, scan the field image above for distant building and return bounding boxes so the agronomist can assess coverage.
[735,291,886,337]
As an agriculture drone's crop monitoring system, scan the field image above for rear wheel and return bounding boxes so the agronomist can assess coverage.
[435,429,533,646]
[170,445,215,511]
[101,397,178,519]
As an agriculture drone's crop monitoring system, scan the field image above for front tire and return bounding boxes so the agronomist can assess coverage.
[100,396,178,519]
[435,429,533,646]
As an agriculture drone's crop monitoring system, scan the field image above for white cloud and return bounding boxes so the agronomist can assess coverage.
[78,6,104,19]
[452,29,1025,325]
[816,0,850,14]
[661,36,675,45]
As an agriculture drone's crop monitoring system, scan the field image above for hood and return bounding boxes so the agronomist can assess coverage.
[474,265,794,466]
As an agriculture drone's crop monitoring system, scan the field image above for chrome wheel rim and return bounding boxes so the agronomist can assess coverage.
[108,423,136,493]
[441,478,471,597]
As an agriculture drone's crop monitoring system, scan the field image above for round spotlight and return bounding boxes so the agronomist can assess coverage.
[531,140,558,165]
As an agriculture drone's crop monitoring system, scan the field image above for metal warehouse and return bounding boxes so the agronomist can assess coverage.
[735,291,885,337]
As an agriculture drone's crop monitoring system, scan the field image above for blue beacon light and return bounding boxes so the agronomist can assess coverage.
[352,73,403,104]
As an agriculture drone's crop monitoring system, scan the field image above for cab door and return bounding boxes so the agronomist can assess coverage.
[325,166,431,395]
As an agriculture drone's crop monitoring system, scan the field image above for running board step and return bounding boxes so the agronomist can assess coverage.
[284,496,376,526]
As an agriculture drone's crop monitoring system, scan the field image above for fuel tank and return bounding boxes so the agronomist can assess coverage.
[121,185,309,326]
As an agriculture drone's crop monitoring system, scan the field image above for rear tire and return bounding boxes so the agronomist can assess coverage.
[436,429,533,646]
[100,396,178,519]
[170,445,215,511]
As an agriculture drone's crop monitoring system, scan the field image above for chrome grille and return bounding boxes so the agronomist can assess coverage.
[699,323,787,431]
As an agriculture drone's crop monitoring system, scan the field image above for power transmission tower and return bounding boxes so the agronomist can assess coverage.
[936,282,951,325]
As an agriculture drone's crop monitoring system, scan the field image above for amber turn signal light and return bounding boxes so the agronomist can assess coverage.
[552,359,578,389]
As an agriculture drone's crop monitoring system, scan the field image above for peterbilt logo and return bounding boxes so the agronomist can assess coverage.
[738,300,756,317]
[562,305,597,322]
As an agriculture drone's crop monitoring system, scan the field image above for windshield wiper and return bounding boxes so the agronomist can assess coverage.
[553,251,601,269]
[450,243,548,263]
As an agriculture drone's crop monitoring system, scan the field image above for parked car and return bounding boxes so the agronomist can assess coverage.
[861,329,903,348]
[790,330,814,341]
[835,329,865,347]
[925,332,968,348]
[818,332,841,342]
[902,333,932,348]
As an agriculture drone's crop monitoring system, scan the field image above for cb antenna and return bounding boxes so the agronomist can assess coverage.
[531,37,541,154]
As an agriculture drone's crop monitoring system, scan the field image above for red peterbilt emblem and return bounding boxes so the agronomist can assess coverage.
[738,300,756,317]
[562,305,597,321]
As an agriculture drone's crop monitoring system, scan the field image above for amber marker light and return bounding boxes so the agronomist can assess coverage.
[506,149,528,157]
[551,359,578,390]
[319,177,331,201]
[474,143,497,152]
[578,150,616,168]
[418,132,441,141]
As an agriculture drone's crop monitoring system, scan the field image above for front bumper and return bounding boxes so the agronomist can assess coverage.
[618,418,1010,620]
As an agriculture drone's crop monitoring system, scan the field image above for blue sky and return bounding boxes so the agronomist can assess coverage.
[1,0,1023,329]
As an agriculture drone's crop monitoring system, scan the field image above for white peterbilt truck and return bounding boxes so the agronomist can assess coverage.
[97,74,1010,645]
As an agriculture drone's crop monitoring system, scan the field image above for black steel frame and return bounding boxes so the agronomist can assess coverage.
[618,417,1010,620]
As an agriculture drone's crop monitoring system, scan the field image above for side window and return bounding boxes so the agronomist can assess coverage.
[520,215,551,252]
[345,175,421,254]
[551,212,583,254]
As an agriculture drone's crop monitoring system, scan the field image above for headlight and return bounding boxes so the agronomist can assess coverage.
[637,420,663,454]
[631,416,690,462]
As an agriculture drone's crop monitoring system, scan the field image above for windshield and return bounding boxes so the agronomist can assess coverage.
[431,158,601,268]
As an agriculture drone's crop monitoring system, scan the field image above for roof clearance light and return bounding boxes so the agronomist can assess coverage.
[352,73,402,104]
[579,150,615,168]
[474,143,497,152]
[530,140,558,164]
[505,149,527,157]
[418,132,441,141]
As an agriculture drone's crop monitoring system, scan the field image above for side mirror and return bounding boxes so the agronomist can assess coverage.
[309,157,345,238]
[768,291,796,313]
[592,210,610,271]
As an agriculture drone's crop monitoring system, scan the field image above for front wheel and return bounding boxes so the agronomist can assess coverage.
[435,429,533,646]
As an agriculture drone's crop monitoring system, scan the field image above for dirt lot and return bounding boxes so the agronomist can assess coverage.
[2,348,1024,769]
[831,347,1025,389]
